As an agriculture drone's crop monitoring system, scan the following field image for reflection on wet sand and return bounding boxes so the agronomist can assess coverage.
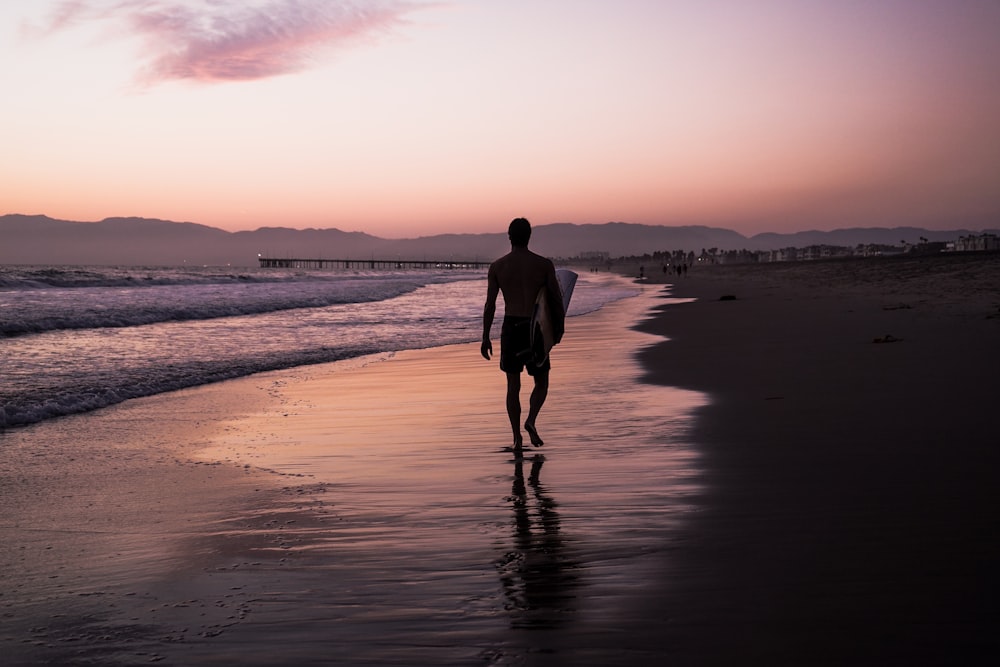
[496,455,580,630]
[0,284,707,665]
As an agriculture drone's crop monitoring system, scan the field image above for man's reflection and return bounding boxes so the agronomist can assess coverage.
[496,455,579,629]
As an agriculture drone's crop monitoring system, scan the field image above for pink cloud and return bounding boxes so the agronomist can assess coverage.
[39,0,424,85]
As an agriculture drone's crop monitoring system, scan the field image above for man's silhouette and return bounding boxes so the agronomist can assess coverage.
[481,218,564,453]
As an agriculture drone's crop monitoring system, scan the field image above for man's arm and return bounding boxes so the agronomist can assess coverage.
[481,267,499,360]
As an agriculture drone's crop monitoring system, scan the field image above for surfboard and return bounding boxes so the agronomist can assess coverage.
[530,269,577,365]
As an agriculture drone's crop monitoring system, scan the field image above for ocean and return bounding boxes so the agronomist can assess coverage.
[0,265,637,428]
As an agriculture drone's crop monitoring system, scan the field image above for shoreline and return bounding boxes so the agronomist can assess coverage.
[3,283,707,665]
[4,253,997,664]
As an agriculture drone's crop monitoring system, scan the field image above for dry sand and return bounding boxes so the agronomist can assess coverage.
[2,253,998,666]
[625,252,1000,664]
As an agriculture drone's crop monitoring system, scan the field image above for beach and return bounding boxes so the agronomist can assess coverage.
[3,253,999,665]
[628,252,1000,664]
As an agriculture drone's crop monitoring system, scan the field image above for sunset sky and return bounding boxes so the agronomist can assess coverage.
[3,0,999,237]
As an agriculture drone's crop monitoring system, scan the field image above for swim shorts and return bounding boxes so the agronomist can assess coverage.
[499,316,550,376]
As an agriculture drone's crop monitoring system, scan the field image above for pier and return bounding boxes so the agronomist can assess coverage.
[258,257,489,270]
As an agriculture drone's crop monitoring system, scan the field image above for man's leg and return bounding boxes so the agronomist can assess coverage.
[505,371,523,449]
[524,370,548,446]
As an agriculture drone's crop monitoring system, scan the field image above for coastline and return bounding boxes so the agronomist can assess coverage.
[627,253,1000,663]
[5,253,996,664]
[2,283,707,665]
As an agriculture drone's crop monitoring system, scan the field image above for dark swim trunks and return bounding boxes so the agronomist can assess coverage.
[499,316,550,376]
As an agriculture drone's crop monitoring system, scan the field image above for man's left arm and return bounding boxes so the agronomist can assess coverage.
[545,262,566,345]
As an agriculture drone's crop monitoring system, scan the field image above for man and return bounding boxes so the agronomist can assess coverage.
[481,218,565,453]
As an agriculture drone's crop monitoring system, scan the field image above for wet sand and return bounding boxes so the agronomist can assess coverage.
[2,285,706,665]
[3,254,998,665]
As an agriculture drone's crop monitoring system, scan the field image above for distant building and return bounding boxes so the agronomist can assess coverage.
[954,233,1000,252]
[856,243,905,257]
[760,247,798,262]
[797,245,853,260]
[578,250,610,262]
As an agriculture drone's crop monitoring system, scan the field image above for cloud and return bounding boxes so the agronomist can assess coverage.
[38,0,424,85]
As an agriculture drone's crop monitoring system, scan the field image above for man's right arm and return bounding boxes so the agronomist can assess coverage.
[481,266,499,360]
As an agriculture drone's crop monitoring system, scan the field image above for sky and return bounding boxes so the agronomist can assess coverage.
[3,0,1000,238]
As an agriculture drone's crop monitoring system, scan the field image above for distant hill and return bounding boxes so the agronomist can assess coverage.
[1,214,995,267]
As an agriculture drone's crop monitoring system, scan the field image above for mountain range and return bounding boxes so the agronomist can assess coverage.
[1,214,995,267]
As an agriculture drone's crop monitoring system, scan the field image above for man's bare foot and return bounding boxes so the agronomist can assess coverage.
[505,440,525,457]
[525,422,544,447]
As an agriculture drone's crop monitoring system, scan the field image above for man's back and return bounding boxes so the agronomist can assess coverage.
[490,247,555,319]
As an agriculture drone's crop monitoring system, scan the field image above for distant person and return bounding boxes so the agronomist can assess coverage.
[481,218,565,453]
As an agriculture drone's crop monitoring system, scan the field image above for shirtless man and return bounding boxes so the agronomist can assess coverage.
[481,218,565,453]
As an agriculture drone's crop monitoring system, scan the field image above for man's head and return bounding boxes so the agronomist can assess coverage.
[508,217,531,247]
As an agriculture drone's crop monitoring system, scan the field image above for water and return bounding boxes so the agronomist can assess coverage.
[0,265,637,428]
